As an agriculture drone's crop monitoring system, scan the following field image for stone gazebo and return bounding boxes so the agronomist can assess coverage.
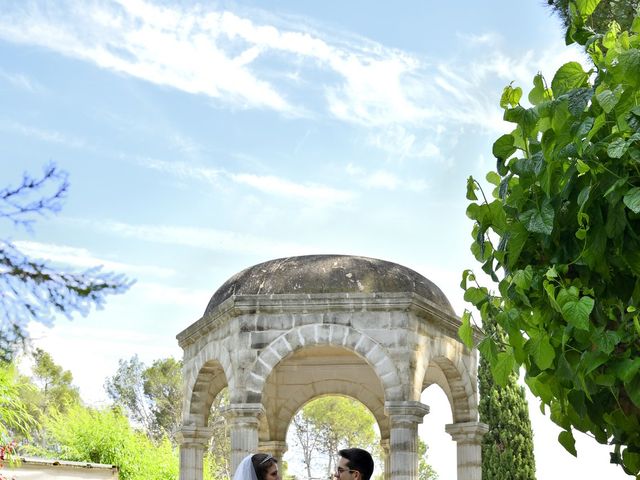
[176,255,486,480]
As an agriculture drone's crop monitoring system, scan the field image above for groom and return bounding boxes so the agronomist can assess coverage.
[334,448,374,480]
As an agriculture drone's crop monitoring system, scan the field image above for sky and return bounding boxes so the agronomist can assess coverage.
[0,0,632,478]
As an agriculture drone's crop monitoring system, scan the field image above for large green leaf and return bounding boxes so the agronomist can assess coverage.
[551,62,588,96]
[466,176,478,200]
[558,430,577,456]
[529,334,555,370]
[623,448,640,476]
[528,73,549,105]
[607,138,628,158]
[575,0,601,15]
[561,296,594,330]
[595,89,619,113]
[624,187,640,213]
[492,134,516,161]
[519,200,555,235]
[492,352,516,386]
[567,88,592,117]
[458,311,474,350]
[618,49,640,87]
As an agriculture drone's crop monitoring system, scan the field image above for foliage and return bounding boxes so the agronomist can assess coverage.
[546,0,639,35]
[16,348,80,448]
[291,396,378,479]
[0,362,35,480]
[142,357,183,439]
[0,362,34,443]
[478,318,536,480]
[461,1,640,476]
[105,355,183,441]
[206,388,230,480]
[104,355,230,478]
[0,163,132,362]
[417,438,438,480]
[25,403,178,480]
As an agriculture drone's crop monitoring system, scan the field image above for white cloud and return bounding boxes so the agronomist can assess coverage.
[345,163,428,192]
[367,125,441,161]
[456,31,501,46]
[138,157,355,206]
[136,157,223,185]
[0,120,87,149]
[14,240,174,278]
[0,0,587,160]
[75,219,320,258]
[229,172,355,204]
[0,69,42,92]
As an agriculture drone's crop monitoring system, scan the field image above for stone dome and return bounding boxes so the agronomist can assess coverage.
[205,254,454,316]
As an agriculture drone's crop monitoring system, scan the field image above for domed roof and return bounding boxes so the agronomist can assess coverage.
[205,255,454,315]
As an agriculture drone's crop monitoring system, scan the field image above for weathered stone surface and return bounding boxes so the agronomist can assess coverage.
[177,255,483,480]
[204,254,455,316]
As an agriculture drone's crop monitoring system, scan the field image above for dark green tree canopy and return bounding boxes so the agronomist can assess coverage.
[546,0,639,35]
[479,319,536,480]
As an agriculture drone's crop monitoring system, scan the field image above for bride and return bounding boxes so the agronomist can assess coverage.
[232,453,280,480]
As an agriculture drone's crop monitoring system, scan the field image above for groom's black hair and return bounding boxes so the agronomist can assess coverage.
[339,448,374,480]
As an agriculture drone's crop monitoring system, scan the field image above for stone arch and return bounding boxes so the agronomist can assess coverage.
[421,351,477,423]
[266,377,388,441]
[246,323,403,404]
[184,342,233,426]
[177,255,486,480]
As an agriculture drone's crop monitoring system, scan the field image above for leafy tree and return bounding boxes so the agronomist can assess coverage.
[291,396,378,479]
[25,403,178,480]
[27,348,80,414]
[417,438,438,480]
[0,362,35,480]
[0,163,131,362]
[206,389,230,480]
[15,348,80,448]
[0,362,34,443]
[105,355,182,441]
[478,318,536,479]
[546,0,639,36]
[104,355,230,478]
[105,355,158,437]
[461,1,640,476]
[142,357,182,439]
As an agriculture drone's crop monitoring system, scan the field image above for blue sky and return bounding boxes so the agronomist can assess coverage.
[0,0,631,478]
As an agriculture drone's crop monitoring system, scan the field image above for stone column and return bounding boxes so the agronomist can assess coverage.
[176,425,214,480]
[224,403,265,474]
[384,401,430,480]
[445,421,488,480]
[379,438,390,480]
[259,440,288,467]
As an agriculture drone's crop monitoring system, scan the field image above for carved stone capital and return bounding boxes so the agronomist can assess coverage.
[384,400,430,425]
[445,421,489,443]
[175,425,214,447]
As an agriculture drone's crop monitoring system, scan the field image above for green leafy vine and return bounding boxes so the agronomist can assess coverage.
[461,1,640,476]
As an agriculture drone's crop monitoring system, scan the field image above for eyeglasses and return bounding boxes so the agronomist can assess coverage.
[259,455,274,465]
[335,467,357,476]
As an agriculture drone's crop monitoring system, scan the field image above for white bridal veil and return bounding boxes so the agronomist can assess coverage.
[233,455,259,480]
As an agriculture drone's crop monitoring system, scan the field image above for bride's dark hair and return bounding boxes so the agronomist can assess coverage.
[251,453,277,480]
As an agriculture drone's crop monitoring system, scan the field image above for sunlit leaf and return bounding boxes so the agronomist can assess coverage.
[458,311,474,350]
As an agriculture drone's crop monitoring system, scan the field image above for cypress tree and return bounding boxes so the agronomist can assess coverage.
[479,315,536,480]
